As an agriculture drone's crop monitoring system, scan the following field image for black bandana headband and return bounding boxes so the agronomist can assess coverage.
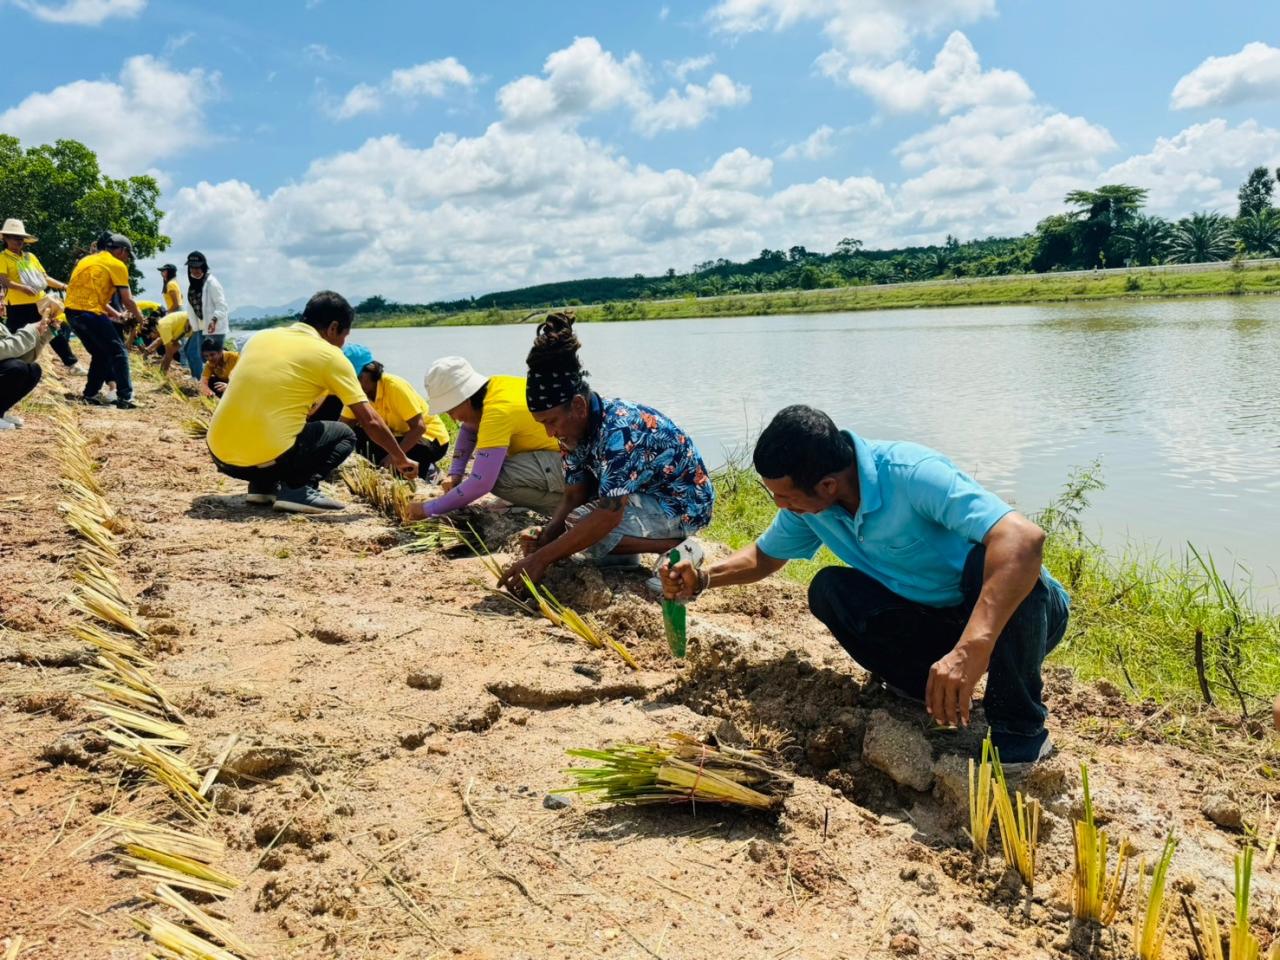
[526,368,585,412]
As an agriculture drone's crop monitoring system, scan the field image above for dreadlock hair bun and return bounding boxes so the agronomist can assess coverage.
[527,312,585,377]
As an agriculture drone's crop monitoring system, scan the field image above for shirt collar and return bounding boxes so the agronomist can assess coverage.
[583,392,604,447]
[847,430,882,534]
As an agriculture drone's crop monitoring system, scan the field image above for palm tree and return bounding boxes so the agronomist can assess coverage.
[1114,214,1172,266]
[1065,184,1150,266]
[1167,212,1235,263]
[1233,208,1280,257]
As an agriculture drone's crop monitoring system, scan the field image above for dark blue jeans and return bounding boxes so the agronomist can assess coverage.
[807,546,1069,753]
[67,310,132,402]
[210,420,356,491]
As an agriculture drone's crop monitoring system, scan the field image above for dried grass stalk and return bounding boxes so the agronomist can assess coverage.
[564,733,792,811]
[98,815,225,863]
[133,913,243,959]
[148,884,257,957]
[990,741,1040,890]
[119,844,239,895]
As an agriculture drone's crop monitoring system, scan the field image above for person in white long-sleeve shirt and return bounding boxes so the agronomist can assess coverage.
[0,285,54,429]
[181,250,229,380]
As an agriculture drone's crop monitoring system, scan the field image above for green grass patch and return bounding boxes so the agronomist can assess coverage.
[707,458,1280,713]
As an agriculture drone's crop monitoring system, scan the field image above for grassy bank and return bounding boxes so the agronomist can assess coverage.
[341,262,1280,329]
[707,460,1280,716]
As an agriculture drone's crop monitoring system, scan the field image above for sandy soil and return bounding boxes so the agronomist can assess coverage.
[1,359,1278,960]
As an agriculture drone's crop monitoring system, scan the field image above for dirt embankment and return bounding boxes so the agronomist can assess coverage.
[1,360,1278,959]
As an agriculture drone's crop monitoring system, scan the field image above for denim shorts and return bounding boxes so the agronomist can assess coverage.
[569,493,693,560]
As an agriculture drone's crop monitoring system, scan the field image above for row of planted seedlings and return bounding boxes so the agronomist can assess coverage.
[54,402,256,959]
[340,455,640,670]
[968,733,1277,960]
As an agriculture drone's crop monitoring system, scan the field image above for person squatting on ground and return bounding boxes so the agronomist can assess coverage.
[497,313,714,590]
[199,338,239,399]
[64,233,144,409]
[406,356,565,519]
[340,360,450,478]
[660,404,1070,766]
[148,310,193,375]
[205,290,418,514]
[0,295,55,430]
[1,218,82,371]
[182,251,228,380]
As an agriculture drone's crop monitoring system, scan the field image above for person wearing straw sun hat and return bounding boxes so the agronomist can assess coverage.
[1,217,83,371]
[404,356,564,520]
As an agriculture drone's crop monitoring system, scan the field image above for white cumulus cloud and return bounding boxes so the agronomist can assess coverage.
[1100,118,1280,216]
[780,125,835,161]
[708,0,995,61]
[667,54,716,81]
[11,0,144,25]
[1171,42,1280,110]
[498,36,749,136]
[0,55,215,175]
[329,56,475,120]
[841,32,1032,115]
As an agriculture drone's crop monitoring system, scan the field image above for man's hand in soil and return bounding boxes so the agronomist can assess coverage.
[925,640,992,727]
[499,552,549,593]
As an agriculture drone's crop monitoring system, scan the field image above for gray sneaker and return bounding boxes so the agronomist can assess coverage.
[245,480,278,505]
[273,485,345,514]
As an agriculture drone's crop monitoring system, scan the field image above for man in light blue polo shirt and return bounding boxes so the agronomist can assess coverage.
[661,404,1069,765]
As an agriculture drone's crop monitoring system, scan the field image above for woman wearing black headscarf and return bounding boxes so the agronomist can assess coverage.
[182,251,228,379]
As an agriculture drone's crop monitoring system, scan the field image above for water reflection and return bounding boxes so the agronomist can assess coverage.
[329,297,1280,590]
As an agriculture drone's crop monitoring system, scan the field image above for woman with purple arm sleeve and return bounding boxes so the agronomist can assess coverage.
[406,357,564,519]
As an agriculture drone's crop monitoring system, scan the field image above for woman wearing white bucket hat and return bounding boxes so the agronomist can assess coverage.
[406,356,564,519]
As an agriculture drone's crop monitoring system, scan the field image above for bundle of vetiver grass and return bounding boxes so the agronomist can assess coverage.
[564,733,792,811]
[340,455,415,522]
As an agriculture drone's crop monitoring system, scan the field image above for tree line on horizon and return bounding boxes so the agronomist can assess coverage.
[329,166,1280,324]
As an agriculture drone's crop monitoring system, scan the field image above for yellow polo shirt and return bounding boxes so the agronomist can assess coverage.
[475,375,560,455]
[65,250,129,314]
[207,323,366,467]
[341,372,449,445]
[163,279,182,312]
[136,299,162,315]
[1,249,46,306]
[157,311,191,345]
[202,350,239,383]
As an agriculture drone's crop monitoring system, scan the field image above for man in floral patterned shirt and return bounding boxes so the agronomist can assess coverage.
[499,314,713,589]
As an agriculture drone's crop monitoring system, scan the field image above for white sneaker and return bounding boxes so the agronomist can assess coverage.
[100,388,118,403]
[1,413,24,428]
[0,418,15,431]
[69,363,88,375]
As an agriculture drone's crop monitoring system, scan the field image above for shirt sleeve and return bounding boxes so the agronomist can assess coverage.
[425,447,506,515]
[106,257,129,288]
[756,509,823,561]
[324,352,367,407]
[449,425,478,480]
[905,456,1014,544]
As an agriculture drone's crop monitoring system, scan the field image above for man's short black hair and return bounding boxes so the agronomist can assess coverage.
[200,338,221,355]
[301,290,354,334]
[753,404,855,493]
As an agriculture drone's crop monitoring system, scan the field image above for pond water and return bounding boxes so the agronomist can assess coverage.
[262,298,1280,592]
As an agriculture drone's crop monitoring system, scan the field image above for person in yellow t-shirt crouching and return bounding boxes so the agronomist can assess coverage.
[147,309,193,375]
[199,338,238,399]
[340,360,450,479]
[205,291,418,514]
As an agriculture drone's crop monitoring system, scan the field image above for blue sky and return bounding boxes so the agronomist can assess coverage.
[2,0,1278,307]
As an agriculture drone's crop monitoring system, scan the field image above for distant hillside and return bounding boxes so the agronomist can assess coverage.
[230,296,311,323]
